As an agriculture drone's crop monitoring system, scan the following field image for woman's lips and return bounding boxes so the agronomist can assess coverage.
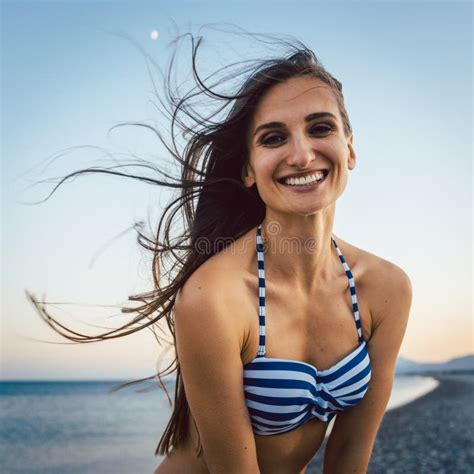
[277,171,328,192]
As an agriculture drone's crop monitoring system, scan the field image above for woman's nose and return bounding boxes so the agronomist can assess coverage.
[286,136,315,168]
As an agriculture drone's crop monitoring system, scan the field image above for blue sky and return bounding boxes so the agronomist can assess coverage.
[2,0,472,379]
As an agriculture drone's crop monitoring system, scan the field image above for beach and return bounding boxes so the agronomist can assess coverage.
[307,373,474,473]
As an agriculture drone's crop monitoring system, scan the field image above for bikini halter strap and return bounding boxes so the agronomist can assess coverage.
[255,223,364,357]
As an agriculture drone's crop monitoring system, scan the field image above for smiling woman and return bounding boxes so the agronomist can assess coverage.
[242,75,355,215]
[26,27,412,474]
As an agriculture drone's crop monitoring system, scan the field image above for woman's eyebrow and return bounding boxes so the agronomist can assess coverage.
[252,112,338,138]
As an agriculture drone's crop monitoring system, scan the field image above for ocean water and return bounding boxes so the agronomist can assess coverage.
[0,376,438,474]
[386,375,439,410]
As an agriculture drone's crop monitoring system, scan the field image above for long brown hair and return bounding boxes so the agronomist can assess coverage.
[25,25,353,458]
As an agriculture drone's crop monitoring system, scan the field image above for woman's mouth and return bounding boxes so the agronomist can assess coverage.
[276,169,329,192]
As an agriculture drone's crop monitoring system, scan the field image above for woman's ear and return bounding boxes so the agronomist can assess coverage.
[347,134,356,171]
[242,161,256,188]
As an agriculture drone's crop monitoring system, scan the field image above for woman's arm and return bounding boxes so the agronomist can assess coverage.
[323,262,413,474]
[174,268,260,473]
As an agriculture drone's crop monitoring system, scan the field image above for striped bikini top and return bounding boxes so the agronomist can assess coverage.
[243,224,372,436]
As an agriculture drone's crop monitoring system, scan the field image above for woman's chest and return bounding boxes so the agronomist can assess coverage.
[240,252,374,368]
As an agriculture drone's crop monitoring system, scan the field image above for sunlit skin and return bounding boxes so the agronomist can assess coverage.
[155,76,412,473]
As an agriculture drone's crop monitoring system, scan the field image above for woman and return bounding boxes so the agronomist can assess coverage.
[28,31,412,474]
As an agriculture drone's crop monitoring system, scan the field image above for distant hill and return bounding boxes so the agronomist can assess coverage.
[396,354,474,374]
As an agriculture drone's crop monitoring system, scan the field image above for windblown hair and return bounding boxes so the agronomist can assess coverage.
[25,26,353,458]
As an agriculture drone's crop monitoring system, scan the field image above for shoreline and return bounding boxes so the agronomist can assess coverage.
[384,374,439,411]
[307,373,474,473]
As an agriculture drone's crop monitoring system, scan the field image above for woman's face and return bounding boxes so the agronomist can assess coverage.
[244,75,356,216]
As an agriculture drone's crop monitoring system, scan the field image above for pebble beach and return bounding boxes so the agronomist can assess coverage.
[306,373,474,473]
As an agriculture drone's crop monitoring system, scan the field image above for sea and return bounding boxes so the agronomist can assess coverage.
[0,375,438,474]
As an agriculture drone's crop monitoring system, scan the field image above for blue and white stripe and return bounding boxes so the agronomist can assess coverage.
[243,223,372,436]
[256,225,266,357]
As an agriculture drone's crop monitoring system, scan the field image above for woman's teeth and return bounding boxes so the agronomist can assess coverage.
[282,171,325,186]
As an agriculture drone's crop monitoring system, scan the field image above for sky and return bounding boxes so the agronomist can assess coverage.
[2,0,472,380]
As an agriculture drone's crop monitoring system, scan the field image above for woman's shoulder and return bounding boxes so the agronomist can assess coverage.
[175,228,256,325]
[337,236,412,328]
[335,234,410,279]
[182,228,254,289]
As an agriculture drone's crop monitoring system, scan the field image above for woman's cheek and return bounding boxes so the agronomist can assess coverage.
[262,154,282,177]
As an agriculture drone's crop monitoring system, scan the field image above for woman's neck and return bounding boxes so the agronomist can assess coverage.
[260,210,340,293]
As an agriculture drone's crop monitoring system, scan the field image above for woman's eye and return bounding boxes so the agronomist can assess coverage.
[311,124,333,134]
[259,124,334,146]
[260,134,285,146]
